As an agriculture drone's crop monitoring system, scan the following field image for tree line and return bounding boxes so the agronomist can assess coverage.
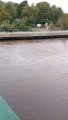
[0,0,68,31]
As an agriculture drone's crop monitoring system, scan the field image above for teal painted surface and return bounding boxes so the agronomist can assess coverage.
[0,96,20,120]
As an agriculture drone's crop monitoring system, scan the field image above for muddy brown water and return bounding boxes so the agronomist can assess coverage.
[0,39,68,120]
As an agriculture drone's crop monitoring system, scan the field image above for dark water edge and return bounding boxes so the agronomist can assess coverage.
[0,38,68,120]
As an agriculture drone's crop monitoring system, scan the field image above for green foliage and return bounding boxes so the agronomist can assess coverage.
[22,5,33,17]
[14,19,29,31]
[0,0,67,31]
[21,5,36,26]
[35,2,50,24]
[61,14,68,29]
[56,19,63,28]
[0,1,17,22]
[4,2,17,22]
[16,0,28,18]
[50,5,63,24]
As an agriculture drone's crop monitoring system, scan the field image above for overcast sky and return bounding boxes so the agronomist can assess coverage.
[3,0,68,13]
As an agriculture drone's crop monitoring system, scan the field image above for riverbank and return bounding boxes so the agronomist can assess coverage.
[0,30,68,40]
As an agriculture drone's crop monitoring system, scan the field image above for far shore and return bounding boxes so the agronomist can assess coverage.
[0,30,68,40]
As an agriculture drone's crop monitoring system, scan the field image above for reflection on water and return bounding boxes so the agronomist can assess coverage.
[0,39,68,120]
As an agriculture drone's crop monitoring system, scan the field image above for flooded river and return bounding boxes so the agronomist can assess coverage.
[0,39,68,120]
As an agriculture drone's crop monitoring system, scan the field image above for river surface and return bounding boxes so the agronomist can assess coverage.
[0,39,68,120]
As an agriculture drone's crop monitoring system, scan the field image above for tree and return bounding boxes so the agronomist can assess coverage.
[50,5,63,24]
[16,0,28,18]
[14,18,30,31]
[0,10,10,21]
[21,5,36,26]
[4,2,17,22]
[0,0,65,31]
[22,5,32,17]
[35,2,50,24]
[0,0,5,12]
[61,14,68,29]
